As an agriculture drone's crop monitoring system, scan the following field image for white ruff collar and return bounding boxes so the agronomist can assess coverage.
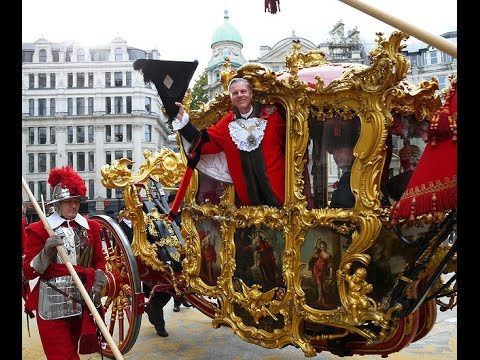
[228,117,267,152]
[47,211,90,230]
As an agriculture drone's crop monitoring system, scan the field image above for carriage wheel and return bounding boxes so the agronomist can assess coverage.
[92,215,143,358]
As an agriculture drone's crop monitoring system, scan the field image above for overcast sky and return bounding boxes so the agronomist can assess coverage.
[22,0,457,81]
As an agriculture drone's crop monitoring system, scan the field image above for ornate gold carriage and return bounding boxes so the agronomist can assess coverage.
[95,31,457,358]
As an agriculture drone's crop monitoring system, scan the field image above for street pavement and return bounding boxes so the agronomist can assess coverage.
[22,296,457,360]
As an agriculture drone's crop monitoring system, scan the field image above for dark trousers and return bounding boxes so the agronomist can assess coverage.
[143,283,171,331]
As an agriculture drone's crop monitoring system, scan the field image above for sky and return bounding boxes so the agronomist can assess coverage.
[22,0,457,81]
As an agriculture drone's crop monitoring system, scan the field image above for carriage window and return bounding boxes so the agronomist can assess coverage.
[304,115,360,209]
[382,113,427,205]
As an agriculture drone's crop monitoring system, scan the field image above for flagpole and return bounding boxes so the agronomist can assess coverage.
[338,0,457,58]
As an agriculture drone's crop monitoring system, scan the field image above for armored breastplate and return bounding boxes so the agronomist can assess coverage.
[38,221,91,320]
[53,221,92,267]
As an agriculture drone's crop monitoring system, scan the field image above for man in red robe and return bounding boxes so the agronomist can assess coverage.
[173,77,286,207]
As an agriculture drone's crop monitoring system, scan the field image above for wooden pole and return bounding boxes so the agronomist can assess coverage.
[21,177,124,360]
[338,0,457,58]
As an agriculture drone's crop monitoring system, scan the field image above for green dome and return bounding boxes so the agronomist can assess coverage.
[212,10,242,45]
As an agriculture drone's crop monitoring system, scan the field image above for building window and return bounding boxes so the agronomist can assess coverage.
[115,150,123,160]
[38,73,47,88]
[68,73,73,88]
[28,154,34,173]
[38,99,47,116]
[438,75,447,90]
[88,97,94,115]
[88,180,94,200]
[145,97,151,113]
[126,71,131,86]
[23,51,34,63]
[430,50,438,65]
[106,189,112,199]
[29,99,34,116]
[127,150,133,169]
[442,52,452,64]
[68,98,73,115]
[67,126,74,143]
[50,127,56,144]
[114,189,122,199]
[114,97,123,114]
[88,72,94,87]
[67,152,74,168]
[38,127,47,144]
[29,74,34,89]
[38,181,47,201]
[28,181,35,197]
[115,47,123,61]
[38,153,47,172]
[39,49,47,62]
[145,125,152,142]
[126,124,132,142]
[50,73,56,88]
[114,72,123,87]
[105,97,111,114]
[115,125,123,142]
[88,125,94,143]
[77,48,85,62]
[105,125,112,142]
[77,73,85,88]
[67,98,73,115]
[28,128,35,144]
[88,151,95,171]
[66,50,72,62]
[77,97,85,115]
[105,72,111,87]
[106,151,112,164]
[50,98,56,116]
[50,153,56,170]
[126,96,132,114]
[76,126,85,143]
[52,50,59,62]
[77,152,85,171]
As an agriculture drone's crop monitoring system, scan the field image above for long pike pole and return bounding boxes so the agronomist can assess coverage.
[21,177,124,360]
[338,0,457,58]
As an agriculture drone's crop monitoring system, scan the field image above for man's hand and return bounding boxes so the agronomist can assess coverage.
[31,235,64,274]
[89,269,108,307]
[175,102,185,120]
[44,235,64,257]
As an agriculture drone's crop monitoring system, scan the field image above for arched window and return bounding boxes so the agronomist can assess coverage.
[77,48,85,62]
[39,49,47,62]
[115,48,123,61]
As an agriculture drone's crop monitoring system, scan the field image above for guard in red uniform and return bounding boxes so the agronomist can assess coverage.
[23,166,107,360]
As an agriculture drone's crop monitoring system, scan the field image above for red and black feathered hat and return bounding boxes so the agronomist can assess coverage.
[47,166,87,204]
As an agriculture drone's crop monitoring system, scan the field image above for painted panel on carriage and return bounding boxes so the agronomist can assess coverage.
[301,227,348,310]
[195,218,222,286]
[364,226,427,302]
[233,226,285,292]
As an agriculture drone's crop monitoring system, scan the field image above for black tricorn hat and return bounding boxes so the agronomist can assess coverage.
[133,59,199,120]
[324,116,361,154]
[79,202,90,214]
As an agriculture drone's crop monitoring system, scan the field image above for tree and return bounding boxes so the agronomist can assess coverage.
[189,71,208,110]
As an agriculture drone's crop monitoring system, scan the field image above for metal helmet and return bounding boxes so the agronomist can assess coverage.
[47,166,87,216]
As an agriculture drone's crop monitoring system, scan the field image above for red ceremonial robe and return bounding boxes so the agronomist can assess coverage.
[201,105,286,206]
